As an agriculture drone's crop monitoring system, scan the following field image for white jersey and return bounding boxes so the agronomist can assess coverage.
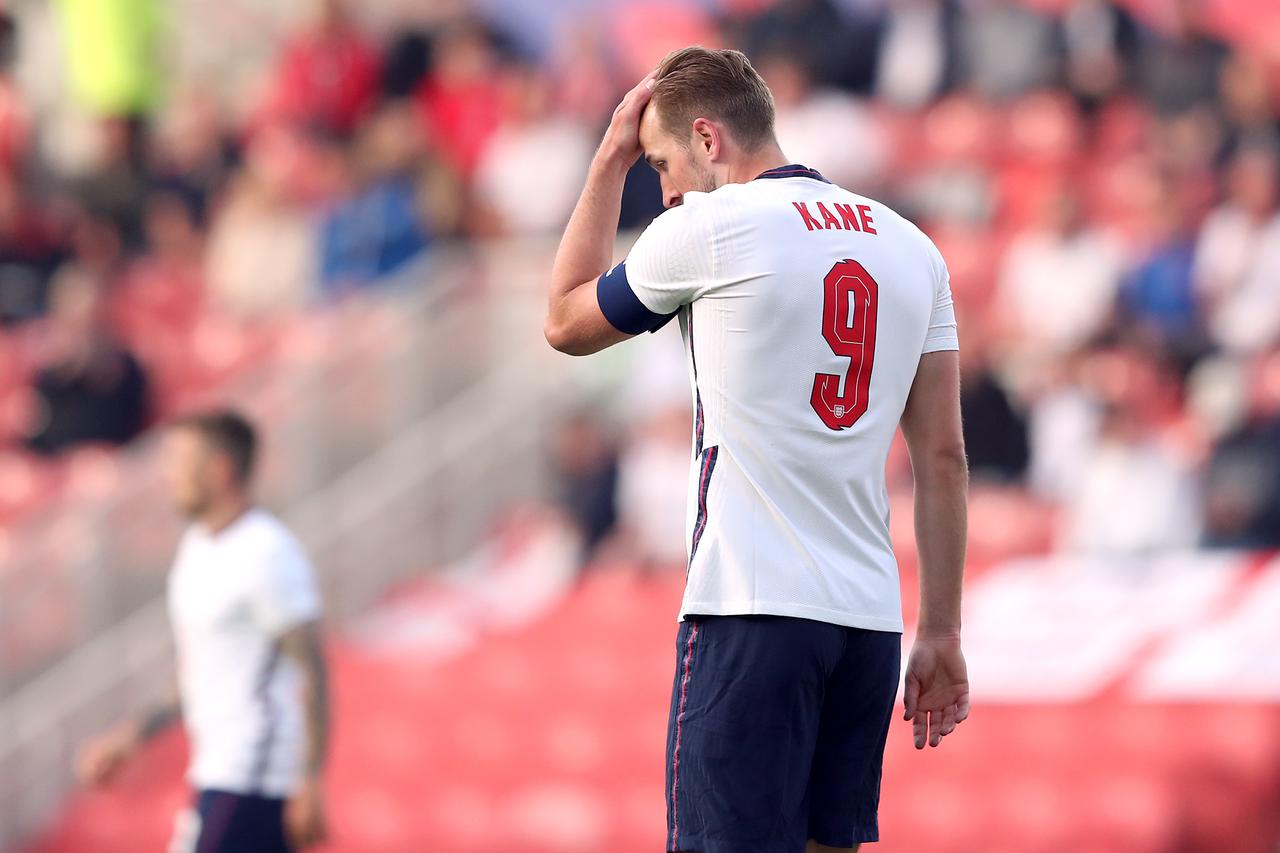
[598,165,958,632]
[168,507,321,796]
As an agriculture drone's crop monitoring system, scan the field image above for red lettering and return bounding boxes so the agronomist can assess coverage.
[857,204,876,235]
[833,203,862,232]
[816,202,843,230]
[793,202,822,231]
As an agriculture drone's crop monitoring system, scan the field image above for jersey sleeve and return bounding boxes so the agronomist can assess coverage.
[596,204,714,335]
[248,535,322,637]
[922,243,959,353]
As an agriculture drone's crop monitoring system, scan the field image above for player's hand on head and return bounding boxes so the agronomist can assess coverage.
[599,72,657,167]
[286,775,328,848]
[902,636,970,750]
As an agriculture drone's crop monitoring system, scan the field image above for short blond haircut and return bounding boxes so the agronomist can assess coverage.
[651,46,776,151]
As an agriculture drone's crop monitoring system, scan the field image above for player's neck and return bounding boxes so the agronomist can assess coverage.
[200,495,252,536]
[725,145,789,186]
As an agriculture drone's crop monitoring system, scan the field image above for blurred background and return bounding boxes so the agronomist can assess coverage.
[0,0,1277,850]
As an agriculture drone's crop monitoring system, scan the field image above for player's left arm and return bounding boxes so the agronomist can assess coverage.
[249,543,329,848]
[278,620,329,782]
[278,619,330,848]
[546,74,655,356]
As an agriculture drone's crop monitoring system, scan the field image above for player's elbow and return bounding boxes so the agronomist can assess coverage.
[544,315,588,356]
[914,441,969,485]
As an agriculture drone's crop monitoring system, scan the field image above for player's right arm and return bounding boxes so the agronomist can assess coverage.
[75,685,181,786]
[546,73,656,356]
[899,349,970,750]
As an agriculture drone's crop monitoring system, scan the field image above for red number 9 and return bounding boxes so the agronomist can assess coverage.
[811,259,879,431]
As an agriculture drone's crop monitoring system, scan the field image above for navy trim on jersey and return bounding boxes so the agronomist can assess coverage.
[693,390,704,458]
[597,262,677,335]
[689,307,704,457]
[247,643,281,793]
[689,446,719,565]
[755,163,830,183]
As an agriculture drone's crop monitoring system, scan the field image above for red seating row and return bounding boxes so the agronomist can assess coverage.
[27,568,1280,853]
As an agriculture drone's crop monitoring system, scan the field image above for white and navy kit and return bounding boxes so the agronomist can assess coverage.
[599,164,958,631]
[167,508,321,853]
[598,164,959,852]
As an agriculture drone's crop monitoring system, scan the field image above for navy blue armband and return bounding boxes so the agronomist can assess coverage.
[597,262,678,335]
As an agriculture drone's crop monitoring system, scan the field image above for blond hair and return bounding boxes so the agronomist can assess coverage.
[651,46,776,151]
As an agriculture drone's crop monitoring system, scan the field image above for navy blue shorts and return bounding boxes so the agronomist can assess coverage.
[665,615,901,853]
[184,789,292,853]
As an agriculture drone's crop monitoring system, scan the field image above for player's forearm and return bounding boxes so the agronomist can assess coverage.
[912,453,968,637]
[301,658,330,778]
[279,622,330,778]
[550,152,630,303]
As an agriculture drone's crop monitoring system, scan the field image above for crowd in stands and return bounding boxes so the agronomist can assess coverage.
[0,0,1277,556]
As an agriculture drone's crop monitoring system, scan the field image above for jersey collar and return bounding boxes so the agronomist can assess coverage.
[754,163,830,183]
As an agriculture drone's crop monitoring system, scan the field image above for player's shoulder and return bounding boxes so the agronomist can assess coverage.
[844,190,945,269]
[633,195,716,256]
[232,508,306,556]
[649,192,715,228]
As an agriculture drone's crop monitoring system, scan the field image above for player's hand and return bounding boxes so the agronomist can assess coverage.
[286,775,328,848]
[903,635,970,749]
[75,725,139,786]
[598,72,657,168]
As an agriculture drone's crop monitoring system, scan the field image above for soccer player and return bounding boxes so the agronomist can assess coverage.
[546,48,970,853]
[76,411,329,853]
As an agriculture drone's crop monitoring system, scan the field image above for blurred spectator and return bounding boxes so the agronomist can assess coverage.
[319,105,432,292]
[547,22,620,126]
[1218,52,1280,158]
[150,86,238,221]
[959,317,1028,483]
[204,132,315,318]
[1119,179,1205,363]
[1062,402,1201,553]
[66,207,126,287]
[758,52,890,192]
[734,0,877,93]
[74,116,152,251]
[1000,92,1088,226]
[902,95,998,227]
[0,11,31,178]
[0,177,68,325]
[472,62,595,236]
[609,1,722,84]
[614,403,691,571]
[996,185,1123,362]
[382,29,432,100]
[1202,348,1280,547]
[415,21,506,179]
[1025,353,1103,502]
[1061,346,1200,553]
[1193,144,1280,354]
[258,0,381,137]
[1060,0,1143,111]
[956,0,1062,102]
[130,190,205,301]
[552,411,619,564]
[1136,0,1229,118]
[874,0,961,110]
[25,267,148,455]
[54,0,163,119]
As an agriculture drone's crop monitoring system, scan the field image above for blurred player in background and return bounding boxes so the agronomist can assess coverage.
[546,47,969,852]
[75,411,329,853]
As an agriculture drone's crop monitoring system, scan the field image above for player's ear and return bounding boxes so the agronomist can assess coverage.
[692,117,717,159]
